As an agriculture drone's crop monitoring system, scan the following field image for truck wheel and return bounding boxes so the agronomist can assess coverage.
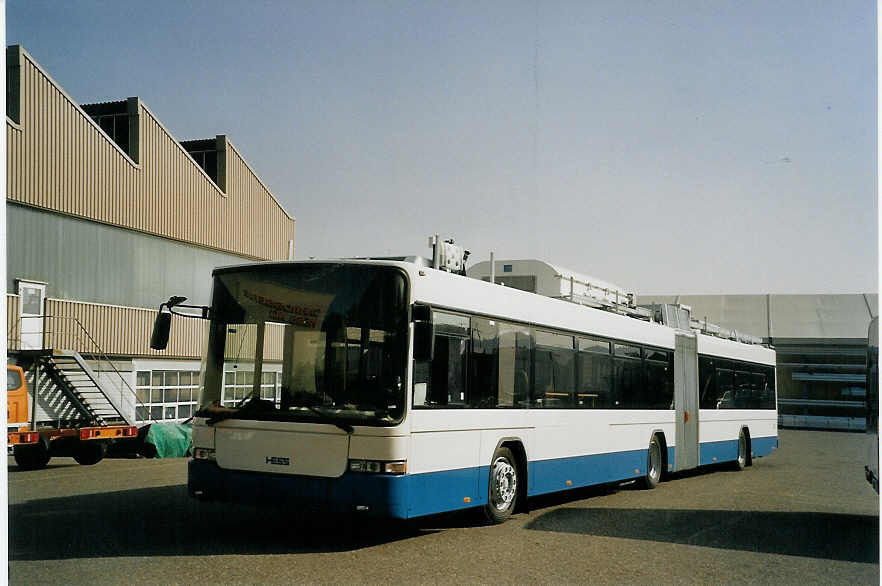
[73,441,107,465]
[14,442,50,470]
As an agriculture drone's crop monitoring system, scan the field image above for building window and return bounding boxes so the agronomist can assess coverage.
[188,149,218,182]
[135,369,200,423]
[222,368,281,407]
[181,138,222,188]
[89,113,130,156]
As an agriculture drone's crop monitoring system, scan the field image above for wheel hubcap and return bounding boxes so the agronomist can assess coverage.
[491,457,517,511]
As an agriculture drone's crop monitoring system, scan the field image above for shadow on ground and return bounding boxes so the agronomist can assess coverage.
[525,507,879,563]
[10,484,443,560]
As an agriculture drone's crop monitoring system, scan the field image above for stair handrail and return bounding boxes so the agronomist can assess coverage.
[36,314,157,425]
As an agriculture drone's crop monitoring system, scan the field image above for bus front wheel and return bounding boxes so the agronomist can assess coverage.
[483,447,519,524]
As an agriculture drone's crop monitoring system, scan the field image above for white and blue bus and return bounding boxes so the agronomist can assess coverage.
[170,258,777,522]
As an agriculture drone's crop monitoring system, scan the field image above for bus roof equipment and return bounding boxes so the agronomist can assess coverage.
[466,255,765,346]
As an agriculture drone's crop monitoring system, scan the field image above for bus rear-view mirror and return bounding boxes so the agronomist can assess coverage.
[150,312,172,350]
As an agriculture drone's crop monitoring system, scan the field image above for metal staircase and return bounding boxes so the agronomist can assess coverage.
[17,349,135,428]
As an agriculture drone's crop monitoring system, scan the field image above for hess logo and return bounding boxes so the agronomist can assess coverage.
[265,456,290,466]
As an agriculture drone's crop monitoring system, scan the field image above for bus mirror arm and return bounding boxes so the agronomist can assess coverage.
[150,296,212,351]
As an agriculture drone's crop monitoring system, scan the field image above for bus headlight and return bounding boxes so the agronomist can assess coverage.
[383,461,407,475]
[193,448,216,461]
[348,459,406,475]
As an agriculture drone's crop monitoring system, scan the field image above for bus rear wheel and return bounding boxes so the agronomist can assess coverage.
[483,447,519,524]
[13,442,50,470]
[640,435,662,489]
[733,429,748,471]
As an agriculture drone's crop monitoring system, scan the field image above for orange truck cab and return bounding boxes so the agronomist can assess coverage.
[6,365,29,430]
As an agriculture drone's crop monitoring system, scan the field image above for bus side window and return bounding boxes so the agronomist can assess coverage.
[733,371,752,408]
[430,335,468,406]
[764,365,777,409]
[578,337,611,408]
[469,317,498,408]
[698,356,716,409]
[533,331,574,408]
[613,343,641,409]
[498,322,531,408]
[644,349,673,409]
[751,372,765,409]
[716,368,734,408]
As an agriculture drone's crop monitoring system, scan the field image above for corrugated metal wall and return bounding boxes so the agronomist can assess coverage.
[44,298,206,359]
[7,295,20,351]
[6,46,295,262]
[5,296,285,361]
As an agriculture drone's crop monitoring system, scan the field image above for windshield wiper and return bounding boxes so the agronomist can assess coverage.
[200,397,354,433]
[303,406,354,434]
[202,397,275,426]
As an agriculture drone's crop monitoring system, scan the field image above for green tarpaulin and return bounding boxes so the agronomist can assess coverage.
[144,422,192,458]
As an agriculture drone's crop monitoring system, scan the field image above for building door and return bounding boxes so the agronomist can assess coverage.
[674,332,699,471]
[17,280,46,349]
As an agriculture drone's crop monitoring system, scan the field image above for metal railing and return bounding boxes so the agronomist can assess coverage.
[14,314,157,425]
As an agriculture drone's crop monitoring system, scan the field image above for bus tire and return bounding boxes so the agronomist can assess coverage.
[73,441,107,466]
[641,434,662,489]
[13,441,50,470]
[733,428,748,471]
[483,447,519,524]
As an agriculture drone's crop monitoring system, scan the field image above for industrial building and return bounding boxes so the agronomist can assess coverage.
[468,260,877,431]
[5,45,295,426]
[640,294,877,431]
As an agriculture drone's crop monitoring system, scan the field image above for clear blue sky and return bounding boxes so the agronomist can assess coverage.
[7,1,877,294]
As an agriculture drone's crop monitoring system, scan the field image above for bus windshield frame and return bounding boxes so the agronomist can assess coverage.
[196,263,410,428]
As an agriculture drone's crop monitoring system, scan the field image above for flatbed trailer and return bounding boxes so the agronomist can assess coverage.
[6,363,138,469]
[8,424,138,468]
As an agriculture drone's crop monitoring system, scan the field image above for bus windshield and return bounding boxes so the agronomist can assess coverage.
[198,263,409,426]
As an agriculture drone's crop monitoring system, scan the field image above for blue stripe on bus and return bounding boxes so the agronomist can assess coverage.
[190,436,778,519]
[408,466,485,517]
[699,439,738,465]
[528,449,646,496]
[698,435,778,465]
[751,435,778,457]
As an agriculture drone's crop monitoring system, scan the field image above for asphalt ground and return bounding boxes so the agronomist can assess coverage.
[7,429,880,585]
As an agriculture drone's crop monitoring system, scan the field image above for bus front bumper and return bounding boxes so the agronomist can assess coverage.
[188,459,410,518]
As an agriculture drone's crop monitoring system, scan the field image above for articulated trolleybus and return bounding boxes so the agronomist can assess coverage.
[152,240,777,523]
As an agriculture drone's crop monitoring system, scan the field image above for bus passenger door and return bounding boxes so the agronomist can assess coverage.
[674,333,699,471]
